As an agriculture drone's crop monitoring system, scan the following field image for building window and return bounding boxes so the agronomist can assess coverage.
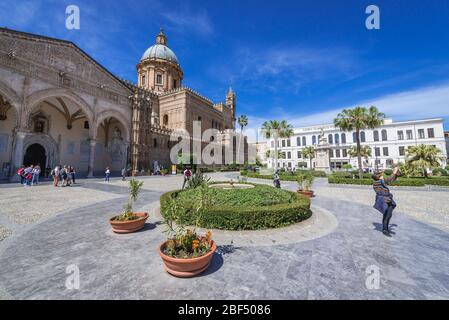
[287,152,291,159]
[163,114,169,126]
[335,134,340,144]
[352,132,357,143]
[156,74,163,85]
[297,137,301,146]
[302,136,306,146]
[397,130,404,140]
[282,140,286,147]
[153,138,158,147]
[360,131,366,143]
[383,147,389,156]
[386,159,394,167]
[312,135,317,145]
[328,134,333,144]
[341,133,346,144]
[406,130,413,140]
[173,79,177,89]
[399,146,405,156]
[297,151,302,158]
[373,130,379,142]
[84,121,89,129]
[375,147,381,157]
[418,129,425,139]
[198,116,202,122]
[428,128,435,138]
[142,75,146,86]
[287,139,291,147]
[288,162,291,168]
[381,129,388,141]
[336,149,341,158]
[330,150,334,158]
[342,149,347,157]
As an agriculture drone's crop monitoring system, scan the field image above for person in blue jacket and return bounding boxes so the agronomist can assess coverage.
[372,166,400,237]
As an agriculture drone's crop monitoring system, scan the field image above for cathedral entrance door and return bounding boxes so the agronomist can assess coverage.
[23,143,46,174]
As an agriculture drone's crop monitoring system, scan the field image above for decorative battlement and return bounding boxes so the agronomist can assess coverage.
[158,86,215,105]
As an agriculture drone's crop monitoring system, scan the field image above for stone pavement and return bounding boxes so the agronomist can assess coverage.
[1,173,449,299]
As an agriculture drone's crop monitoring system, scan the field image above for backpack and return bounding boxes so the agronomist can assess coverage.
[18,168,24,176]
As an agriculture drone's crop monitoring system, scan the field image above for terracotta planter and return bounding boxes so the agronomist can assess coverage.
[109,212,149,234]
[159,240,217,278]
[298,190,314,198]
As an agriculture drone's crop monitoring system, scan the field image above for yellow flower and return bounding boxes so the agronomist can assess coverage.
[206,231,212,241]
[192,239,200,250]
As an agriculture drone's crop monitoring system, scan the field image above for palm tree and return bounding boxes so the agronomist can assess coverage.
[237,115,249,133]
[347,145,372,159]
[261,120,294,170]
[302,146,315,170]
[334,106,385,179]
[236,115,249,160]
[406,144,444,178]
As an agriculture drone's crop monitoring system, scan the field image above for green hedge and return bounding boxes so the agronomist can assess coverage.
[328,175,449,187]
[242,171,326,180]
[160,185,311,230]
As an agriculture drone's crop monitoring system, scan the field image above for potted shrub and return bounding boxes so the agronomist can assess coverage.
[160,168,168,176]
[297,170,315,198]
[159,186,216,278]
[109,179,149,233]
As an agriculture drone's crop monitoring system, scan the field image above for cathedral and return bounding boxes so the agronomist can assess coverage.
[0,27,244,181]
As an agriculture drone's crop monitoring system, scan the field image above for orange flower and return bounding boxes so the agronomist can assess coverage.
[206,231,212,241]
[192,239,200,250]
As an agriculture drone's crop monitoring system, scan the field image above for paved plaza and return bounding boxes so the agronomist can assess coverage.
[1,173,449,299]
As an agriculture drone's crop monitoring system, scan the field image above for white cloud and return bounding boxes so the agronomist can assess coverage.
[245,82,449,142]
[160,10,213,35]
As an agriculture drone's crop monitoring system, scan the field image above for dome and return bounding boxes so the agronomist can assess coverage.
[141,44,179,64]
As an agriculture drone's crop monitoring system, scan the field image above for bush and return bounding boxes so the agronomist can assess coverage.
[384,169,393,175]
[240,170,248,176]
[327,175,438,187]
[432,168,448,176]
[160,184,311,230]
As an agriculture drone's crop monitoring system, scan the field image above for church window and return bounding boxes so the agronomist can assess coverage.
[156,74,163,85]
[84,121,90,129]
[163,114,169,126]
[153,138,158,147]
[142,74,146,86]
[173,79,177,89]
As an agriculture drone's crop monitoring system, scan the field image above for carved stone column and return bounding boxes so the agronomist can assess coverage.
[87,139,96,178]
[11,131,27,182]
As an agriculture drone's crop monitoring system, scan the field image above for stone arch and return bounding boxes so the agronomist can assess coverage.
[22,133,60,169]
[95,110,130,142]
[24,88,94,130]
[0,79,21,126]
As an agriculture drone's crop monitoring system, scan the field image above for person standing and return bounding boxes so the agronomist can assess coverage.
[23,165,33,186]
[70,166,76,184]
[105,167,110,182]
[17,165,25,185]
[61,165,69,187]
[372,166,400,237]
[273,169,281,188]
[51,165,60,187]
[182,167,192,189]
[121,167,127,181]
[31,164,41,186]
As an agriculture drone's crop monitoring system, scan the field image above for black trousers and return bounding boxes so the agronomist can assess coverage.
[383,204,394,231]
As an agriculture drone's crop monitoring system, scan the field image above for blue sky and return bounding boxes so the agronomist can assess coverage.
[2,0,449,140]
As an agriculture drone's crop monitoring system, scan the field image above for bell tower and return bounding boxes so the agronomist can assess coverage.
[226,87,236,129]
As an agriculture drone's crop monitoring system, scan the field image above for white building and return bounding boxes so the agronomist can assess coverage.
[266,118,448,171]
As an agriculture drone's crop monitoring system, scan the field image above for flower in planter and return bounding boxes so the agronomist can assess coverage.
[296,170,315,191]
[162,185,214,259]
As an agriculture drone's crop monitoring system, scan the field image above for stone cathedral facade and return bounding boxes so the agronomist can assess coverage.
[0,27,243,181]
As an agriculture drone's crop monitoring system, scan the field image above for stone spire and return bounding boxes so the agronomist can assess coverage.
[156,27,167,45]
